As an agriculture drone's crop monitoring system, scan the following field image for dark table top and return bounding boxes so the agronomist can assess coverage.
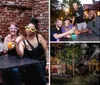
[0,55,39,70]
[61,33,100,41]
[75,33,100,41]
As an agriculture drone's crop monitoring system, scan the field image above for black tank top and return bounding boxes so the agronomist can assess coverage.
[8,35,19,56]
[8,48,18,56]
[23,34,46,61]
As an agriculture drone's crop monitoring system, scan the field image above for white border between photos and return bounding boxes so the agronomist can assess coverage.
[50,41,100,43]
[48,0,50,84]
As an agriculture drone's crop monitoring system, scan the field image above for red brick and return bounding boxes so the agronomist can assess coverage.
[0,0,49,41]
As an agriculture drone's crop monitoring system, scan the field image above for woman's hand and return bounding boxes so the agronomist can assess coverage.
[64,35,71,38]
[45,64,49,76]
[12,39,19,47]
[46,64,49,71]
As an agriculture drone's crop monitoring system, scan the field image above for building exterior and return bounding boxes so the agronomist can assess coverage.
[83,0,100,17]
[83,0,100,10]
[51,57,66,75]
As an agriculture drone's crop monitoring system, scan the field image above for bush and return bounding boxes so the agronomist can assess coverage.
[65,69,73,75]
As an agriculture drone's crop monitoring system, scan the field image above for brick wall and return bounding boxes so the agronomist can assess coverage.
[0,0,49,41]
[32,0,49,41]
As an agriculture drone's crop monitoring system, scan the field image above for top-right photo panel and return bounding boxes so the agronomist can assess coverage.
[50,0,100,42]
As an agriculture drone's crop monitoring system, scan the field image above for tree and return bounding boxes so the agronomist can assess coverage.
[55,43,83,76]
[50,0,65,24]
[65,44,83,76]
[52,43,83,76]
[63,0,82,16]
[51,0,59,24]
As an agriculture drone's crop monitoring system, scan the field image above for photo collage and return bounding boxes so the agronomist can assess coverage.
[0,0,100,85]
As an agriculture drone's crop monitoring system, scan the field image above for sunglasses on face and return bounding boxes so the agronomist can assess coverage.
[9,27,18,31]
[25,26,36,32]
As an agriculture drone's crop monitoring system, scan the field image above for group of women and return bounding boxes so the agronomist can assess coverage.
[2,17,49,85]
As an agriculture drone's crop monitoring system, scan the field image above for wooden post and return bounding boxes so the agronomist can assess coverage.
[72,55,75,76]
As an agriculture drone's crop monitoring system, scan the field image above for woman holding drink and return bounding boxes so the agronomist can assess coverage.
[3,22,24,85]
[4,22,24,56]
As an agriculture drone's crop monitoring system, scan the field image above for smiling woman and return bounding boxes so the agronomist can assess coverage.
[4,22,24,50]
[2,22,24,85]
[14,17,49,85]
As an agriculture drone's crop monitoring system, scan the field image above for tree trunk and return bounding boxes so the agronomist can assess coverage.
[72,56,75,76]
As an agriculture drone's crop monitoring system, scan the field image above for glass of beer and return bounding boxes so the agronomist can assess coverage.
[7,42,13,49]
[0,42,4,56]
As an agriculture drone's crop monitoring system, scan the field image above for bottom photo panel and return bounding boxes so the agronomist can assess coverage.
[50,43,100,85]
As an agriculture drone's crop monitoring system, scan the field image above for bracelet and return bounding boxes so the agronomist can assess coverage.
[46,62,50,65]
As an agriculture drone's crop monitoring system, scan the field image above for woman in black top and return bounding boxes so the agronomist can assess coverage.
[15,18,49,85]
[3,22,24,85]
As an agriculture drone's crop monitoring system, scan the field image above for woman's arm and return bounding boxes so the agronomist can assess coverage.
[38,34,49,64]
[72,16,75,25]
[15,41,25,58]
[4,34,11,44]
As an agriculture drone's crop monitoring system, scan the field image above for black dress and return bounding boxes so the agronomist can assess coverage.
[21,34,47,85]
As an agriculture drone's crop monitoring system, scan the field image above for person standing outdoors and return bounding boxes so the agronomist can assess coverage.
[72,2,89,33]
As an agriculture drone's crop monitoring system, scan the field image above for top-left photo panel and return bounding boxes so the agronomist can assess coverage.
[0,0,49,85]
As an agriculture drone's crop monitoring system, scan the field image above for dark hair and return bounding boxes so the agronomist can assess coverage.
[11,22,18,28]
[30,17,38,29]
[63,18,72,23]
[17,30,19,36]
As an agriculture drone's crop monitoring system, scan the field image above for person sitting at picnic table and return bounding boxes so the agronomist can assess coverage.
[87,9,100,36]
[50,18,74,41]
[62,18,76,38]
[4,22,24,55]
[3,22,24,85]
[14,17,49,85]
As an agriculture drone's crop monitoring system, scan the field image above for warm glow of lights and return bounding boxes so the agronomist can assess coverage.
[66,8,69,13]
[65,8,69,15]
[60,17,63,20]
[84,11,89,18]
[97,11,100,16]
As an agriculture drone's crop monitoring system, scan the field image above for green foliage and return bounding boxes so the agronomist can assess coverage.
[50,0,66,24]
[56,44,83,65]
[51,0,59,24]
[65,69,73,75]
[65,44,83,65]
[50,0,82,24]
